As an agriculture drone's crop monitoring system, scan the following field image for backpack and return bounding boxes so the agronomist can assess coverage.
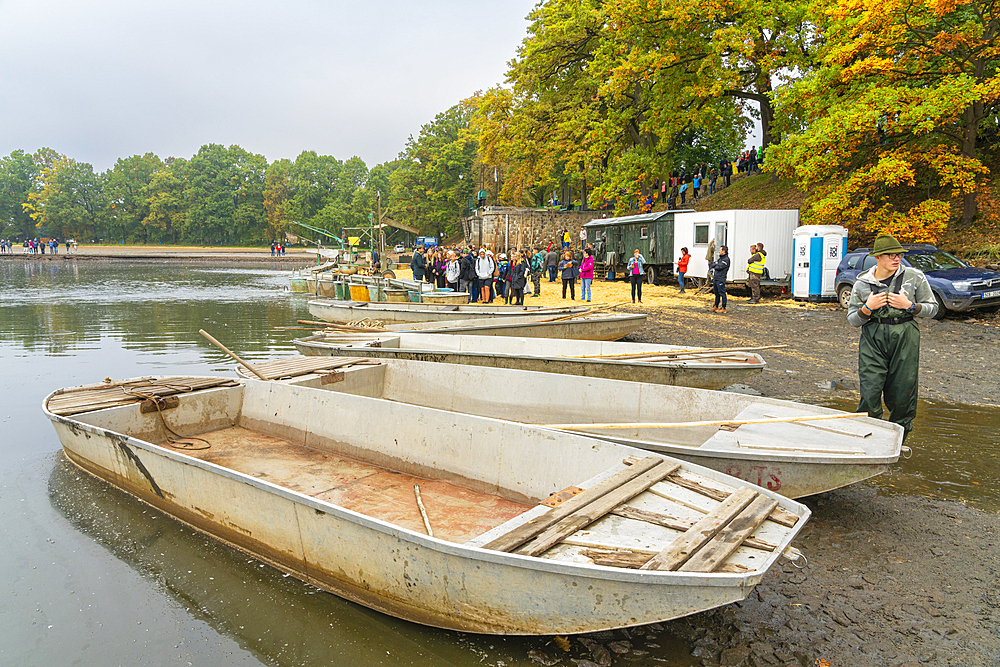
[531,253,544,272]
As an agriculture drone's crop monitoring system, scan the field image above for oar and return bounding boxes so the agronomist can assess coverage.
[199,329,269,381]
[543,412,868,431]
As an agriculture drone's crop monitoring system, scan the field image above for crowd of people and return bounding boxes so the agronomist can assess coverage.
[408,238,600,304]
[637,147,765,212]
[1,238,76,254]
[404,230,770,311]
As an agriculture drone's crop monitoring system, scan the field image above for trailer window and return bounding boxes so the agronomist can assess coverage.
[694,224,709,245]
[640,226,648,239]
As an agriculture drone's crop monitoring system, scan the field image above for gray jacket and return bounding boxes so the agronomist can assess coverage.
[847,265,937,326]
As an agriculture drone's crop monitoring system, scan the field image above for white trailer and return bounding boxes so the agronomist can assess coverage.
[673,210,799,284]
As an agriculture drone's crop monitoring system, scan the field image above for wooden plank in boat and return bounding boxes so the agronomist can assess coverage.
[248,356,378,380]
[665,471,799,528]
[640,487,758,571]
[516,461,682,558]
[611,504,776,552]
[678,494,779,573]
[482,456,663,553]
[47,377,239,416]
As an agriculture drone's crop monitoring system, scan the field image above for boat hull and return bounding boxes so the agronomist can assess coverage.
[294,339,761,390]
[45,380,808,634]
[390,313,648,341]
[307,298,587,324]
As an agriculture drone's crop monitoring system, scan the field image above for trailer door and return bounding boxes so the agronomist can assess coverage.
[714,222,728,253]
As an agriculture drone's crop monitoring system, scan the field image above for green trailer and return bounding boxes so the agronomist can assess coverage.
[583,210,689,284]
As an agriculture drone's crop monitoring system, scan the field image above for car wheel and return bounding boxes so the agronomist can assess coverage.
[646,266,657,285]
[837,284,853,309]
[933,292,947,320]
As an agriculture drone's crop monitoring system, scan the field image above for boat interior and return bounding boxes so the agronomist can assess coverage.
[254,357,898,459]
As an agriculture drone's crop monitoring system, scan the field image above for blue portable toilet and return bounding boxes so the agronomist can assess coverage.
[791,225,848,302]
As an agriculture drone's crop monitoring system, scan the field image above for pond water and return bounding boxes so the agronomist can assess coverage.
[2,259,996,667]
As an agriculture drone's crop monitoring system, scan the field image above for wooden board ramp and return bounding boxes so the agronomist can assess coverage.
[46,377,239,417]
[483,455,796,573]
[245,356,381,381]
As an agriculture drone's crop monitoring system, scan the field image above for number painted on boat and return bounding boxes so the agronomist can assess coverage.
[725,465,781,492]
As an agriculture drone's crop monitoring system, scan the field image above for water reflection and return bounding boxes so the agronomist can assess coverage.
[812,396,1000,512]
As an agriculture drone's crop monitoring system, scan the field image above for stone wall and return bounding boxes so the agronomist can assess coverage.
[462,207,606,251]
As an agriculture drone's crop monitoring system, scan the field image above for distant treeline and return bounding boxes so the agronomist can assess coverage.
[0,105,481,246]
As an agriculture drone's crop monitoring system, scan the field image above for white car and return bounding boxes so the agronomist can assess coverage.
[394,244,406,253]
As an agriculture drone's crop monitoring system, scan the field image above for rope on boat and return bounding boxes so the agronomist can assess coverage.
[119,383,212,451]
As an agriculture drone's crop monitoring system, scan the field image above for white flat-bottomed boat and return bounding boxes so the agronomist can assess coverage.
[238,357,904,498]
[45,375,809,634]
[307,298,588,324]
[293,332,765,390]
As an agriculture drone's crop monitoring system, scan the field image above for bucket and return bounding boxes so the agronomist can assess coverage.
[408,291,422,303]
[334,281,347,300]
[349,284,370,302]
[385,289,409,303]
[367,285,384,302]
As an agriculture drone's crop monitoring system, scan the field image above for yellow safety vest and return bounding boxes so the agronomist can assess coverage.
[748,253,766,274]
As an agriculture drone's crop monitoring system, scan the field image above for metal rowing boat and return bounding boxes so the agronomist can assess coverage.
[293,332,766,390]
[307,298,589,324]
[238,357,904,498]
[44,375,809,634]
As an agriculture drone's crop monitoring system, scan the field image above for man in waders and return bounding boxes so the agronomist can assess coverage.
[847,234,938,440]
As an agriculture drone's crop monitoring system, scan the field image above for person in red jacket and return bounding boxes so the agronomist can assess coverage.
[676,247,691,293]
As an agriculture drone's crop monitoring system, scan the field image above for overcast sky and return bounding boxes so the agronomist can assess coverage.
[0,0,537,172]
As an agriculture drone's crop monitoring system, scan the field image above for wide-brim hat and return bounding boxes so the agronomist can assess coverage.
[870,234,906,256]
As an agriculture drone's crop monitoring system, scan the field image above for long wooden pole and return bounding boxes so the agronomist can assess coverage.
[535,301,629,325]
[562,344,788,360]
[543,412,867,431]
[199,329,269,381]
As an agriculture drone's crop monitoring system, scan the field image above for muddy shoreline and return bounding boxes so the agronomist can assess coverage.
[562,296,1000,667]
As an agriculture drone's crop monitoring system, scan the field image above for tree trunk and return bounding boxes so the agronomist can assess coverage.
[962,102,981,226]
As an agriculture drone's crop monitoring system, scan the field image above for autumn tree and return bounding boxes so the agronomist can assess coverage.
[24,156,106,241]
[770,0,1000,240]
[389,103,477,238]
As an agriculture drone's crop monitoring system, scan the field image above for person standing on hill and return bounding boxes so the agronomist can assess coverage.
[562,227,570,250]
[692,173,701,199]
[746,243,765,304]
[847,234,937,440]
[709,245,731,313]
